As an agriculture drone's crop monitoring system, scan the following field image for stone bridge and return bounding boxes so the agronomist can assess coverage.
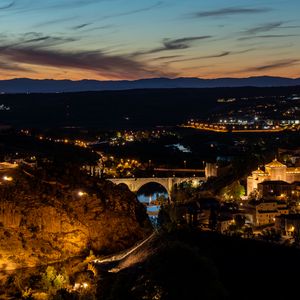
[108,177,206,196]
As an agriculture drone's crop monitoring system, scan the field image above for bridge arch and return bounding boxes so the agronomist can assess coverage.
[136,181,170,200]
[108,176,206,199]
[116,182,131,190]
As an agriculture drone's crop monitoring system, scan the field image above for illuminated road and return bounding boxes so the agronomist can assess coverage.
[93,232,156,266]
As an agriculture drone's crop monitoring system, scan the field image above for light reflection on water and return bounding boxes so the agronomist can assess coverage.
[165,143,191,153]
[137,192,168,217]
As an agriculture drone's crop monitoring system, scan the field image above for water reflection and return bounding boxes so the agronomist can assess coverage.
[137,183,169,225]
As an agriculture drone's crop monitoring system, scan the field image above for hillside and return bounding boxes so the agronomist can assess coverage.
[0,164,151,272]
[0,77,300,93]
[99,229,300,300]
[1,86,300,129]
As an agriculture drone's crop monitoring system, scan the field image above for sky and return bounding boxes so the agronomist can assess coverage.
[0,0,299,80]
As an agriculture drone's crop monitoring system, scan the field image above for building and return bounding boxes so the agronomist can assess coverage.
[205,162,231,178]
[247,200,289,226]
[257,181,293,199]
[217,216,234,233]
[275,214,300,237]
[247,159,300,196]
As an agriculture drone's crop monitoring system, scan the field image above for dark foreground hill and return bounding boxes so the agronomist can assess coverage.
[100,229,300,300]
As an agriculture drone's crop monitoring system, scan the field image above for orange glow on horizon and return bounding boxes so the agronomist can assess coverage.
[0,62,299,81]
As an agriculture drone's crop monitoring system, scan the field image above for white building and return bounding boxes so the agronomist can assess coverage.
[247,159,300,196]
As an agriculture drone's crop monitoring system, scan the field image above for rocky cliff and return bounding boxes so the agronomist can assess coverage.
[0,166,151,271]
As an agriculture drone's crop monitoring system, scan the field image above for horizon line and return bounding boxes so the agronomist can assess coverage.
[1,75,300,82]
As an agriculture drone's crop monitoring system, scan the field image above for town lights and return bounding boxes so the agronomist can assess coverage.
[3,175,13,182]
[82,283,89,289]
[73,282,89,290]
[192,179,199,188]
[78,191,87,197]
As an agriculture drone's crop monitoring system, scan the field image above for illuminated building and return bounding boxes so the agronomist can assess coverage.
[247,200,289,226]
[275,214,300,237]
[247,159,300,196]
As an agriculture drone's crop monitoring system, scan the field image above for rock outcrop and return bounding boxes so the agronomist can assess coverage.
[0,167,151,270]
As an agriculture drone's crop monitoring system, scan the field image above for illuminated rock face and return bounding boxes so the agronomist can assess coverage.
[0,178,150,270]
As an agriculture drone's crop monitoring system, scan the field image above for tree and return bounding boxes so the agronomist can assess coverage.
[261,228,281,242]
[41,266,69,294]
[220,181,245,201]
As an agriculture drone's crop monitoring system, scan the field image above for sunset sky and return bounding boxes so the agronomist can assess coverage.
[0,0,299,80]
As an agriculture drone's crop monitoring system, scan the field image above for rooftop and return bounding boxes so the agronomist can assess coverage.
[258,180,290,185]
[265,159,287,168]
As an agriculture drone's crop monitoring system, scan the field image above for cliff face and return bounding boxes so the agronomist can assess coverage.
[0,169,151,270]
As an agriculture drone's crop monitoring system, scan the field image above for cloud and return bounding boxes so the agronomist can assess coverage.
[169,52,231,63]
[193,7,271,18]
[0,32,78,49]
[152,55,183,61]
[23,34,77,47]
[0,60,31,72]
[163,36,212,50]
[71,23,92,30]
[245,59,299,72]
[36,16,78,27]
[0,43,173,79]
[0,0,15,9]
[244,22,284,35]
[0,0,14,9]
[164,48,255,64]
[101,1,164,20]
[134,36,212,56]
[238,34,298,41]
[80,24,114,33]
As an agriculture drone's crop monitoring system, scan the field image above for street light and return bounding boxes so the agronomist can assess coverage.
[78,191,87,197]
[184,160,187,168]
[3,176,13,182]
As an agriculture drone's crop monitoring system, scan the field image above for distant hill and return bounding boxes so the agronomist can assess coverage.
[1,76,300,93]
[1,86,300,129]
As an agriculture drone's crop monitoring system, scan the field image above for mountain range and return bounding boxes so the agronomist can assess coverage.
[0,76,300,93]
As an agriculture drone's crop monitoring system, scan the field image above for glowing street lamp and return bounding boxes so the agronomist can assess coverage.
[3,176,13,182]
[82,282,89,289]
[78,191,87,197]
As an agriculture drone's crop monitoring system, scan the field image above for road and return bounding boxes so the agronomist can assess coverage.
[93,231,156,265]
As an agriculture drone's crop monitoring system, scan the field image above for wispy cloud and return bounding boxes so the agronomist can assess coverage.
[71,23,92,30]
[244,22,284,35]
[101,1,164,20]
[0,32,78,49]
[0,41,174,79]
[36,16,77,28]
[163,37,211,50]
[0,0,14,9]
[0,60,30,72]
[164,48,255,64]
[192,7,271,18]
[238,34,298,41]
[245,59,299,72]
[134,36,212,56]
[152,55,183,61]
